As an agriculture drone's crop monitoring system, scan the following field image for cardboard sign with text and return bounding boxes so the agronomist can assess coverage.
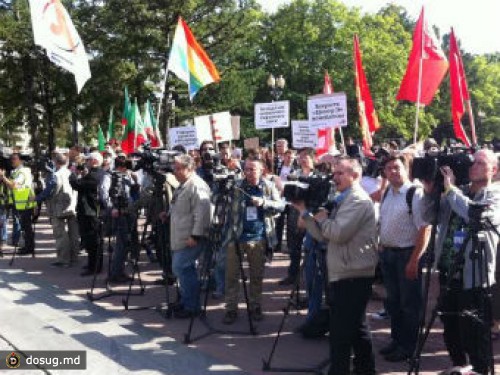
[292,120,318,148]
[244,137,260,150]
[169,126,199,151]
[307,93,348,130]
[255,101,290,129]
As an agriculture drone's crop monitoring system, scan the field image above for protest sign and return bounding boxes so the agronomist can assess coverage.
[255,101,290,129]
[292,120,317,148]
[307,93,347,130]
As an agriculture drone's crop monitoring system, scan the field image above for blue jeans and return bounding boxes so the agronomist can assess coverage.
[304,245,326,321]
[172,241,206,312]
[214,246,227,296]
[380,247,422,354]
[0,209,7,242]
[11,210,20,245]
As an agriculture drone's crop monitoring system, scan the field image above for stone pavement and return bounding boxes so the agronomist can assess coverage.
[0,214,498,374]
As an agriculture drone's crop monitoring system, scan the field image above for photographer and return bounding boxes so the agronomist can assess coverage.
[70,152,102,276]
[421,149,500,374]
[294,157,378,375]
[102,157,140,282]
[222,157,285,324]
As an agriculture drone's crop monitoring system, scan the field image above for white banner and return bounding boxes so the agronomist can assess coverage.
[292,120,317,148]
[29,0,91,93]
[307,93,348,130]
[169,126,199,151]
[194,111,233,143]
[255,101,290,129]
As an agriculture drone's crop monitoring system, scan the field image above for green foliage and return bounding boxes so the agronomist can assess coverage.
[0,0,499,150]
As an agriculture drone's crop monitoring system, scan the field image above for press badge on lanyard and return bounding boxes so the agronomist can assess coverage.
[246,206,258,221]
[453,229,467,251]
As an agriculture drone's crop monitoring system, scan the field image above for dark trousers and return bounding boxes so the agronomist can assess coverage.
[79,215,102,272]
[274,206,287,251]
[19,209,34,252]
[328,277,375,375]
[380,247,422,354]
[286,206,305,279]
[439,274,492,374]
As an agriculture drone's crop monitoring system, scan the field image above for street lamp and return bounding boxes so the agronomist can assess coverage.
[267,74,285,101]
[266,74,285,174]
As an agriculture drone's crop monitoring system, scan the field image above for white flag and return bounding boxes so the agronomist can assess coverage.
[29,0,91,93]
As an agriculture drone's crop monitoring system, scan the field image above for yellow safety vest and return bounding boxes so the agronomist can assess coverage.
[11,168,36,211]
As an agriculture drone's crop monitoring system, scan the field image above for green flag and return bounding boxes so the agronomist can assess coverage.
[98,125,106,151]
[121,87,131,126]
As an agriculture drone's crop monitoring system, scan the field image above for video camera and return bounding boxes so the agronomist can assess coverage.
[131,144,180,174]
[411,147,474,188]
[363,147,391,178]
[283,173,333,211]
[109,171,131,210]
[201,150,239,190]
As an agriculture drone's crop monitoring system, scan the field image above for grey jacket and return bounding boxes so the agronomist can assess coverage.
[170,173,211,251]
[47,167,77,218]
[422,184,500,289]
[303,185,378,282]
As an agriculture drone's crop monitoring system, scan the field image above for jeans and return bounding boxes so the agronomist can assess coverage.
[214,246,227,296]
[172,241,206,312]
[0,209,7,242]
[304,245,326,321]
[11,210,21,245]
[380,247,422,354]
[328,277,375,375]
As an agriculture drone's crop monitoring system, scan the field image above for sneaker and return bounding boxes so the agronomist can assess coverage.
[222,310,238,325]
[439,365,474,375]
[379,341,399,355]
[251,306,264,321]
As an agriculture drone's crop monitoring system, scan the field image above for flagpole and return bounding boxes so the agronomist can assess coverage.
[414,10,425,144]
[339,126,346,154]
[466,100,477,146]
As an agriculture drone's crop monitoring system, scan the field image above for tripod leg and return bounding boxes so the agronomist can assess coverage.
[235,242,256,335]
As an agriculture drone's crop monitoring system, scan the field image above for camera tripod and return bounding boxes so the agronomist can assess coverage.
[263,240,330,374]
[408,200,498,375]
[87,213,145,302]
[184,182,257,344]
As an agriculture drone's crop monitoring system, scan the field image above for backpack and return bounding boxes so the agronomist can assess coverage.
[382,185,417,215]
[53,171,76,218]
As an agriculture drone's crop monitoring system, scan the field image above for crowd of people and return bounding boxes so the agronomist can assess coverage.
[0,137,499,375]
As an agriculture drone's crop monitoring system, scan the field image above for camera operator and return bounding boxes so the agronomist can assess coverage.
[0,153,36,255]
[101,157,140,282]
[70,152,103,276]
[378,155,431,362]
[196,140,216,185]
[293,156,378,375]
[221,156,285,324]
[159,154,211,318]
[279,147,314,286]
[421,149,500,374]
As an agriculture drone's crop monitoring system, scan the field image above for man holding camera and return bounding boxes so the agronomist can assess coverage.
[422,149,500,374]
[70,152,103,276]
[295,157,378,375]
[101,157,139,282]
[222,157,285,324]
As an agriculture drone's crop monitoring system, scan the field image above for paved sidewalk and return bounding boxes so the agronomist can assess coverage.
[0,214,498,374]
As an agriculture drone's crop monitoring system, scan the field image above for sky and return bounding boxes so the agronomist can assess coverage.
[256,0,500,55]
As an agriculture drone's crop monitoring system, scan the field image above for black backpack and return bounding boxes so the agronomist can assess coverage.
[382,185,418,215]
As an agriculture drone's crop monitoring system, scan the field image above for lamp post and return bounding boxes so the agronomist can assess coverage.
[267,74,285,174]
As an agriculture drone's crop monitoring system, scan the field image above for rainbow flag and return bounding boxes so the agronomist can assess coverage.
[167,16,220,100]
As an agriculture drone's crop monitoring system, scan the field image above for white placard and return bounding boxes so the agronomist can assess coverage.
[255,101,290,129]
[292,120,318,148]
[307,93,348,130]
[194,111,234,143]
[169,126,199,151]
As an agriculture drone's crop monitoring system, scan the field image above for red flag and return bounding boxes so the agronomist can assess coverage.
[354,35,379,156]
[449,28,471,147]
[323,70,333,94]
[316,71,337,157]
[396,7,448,105]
